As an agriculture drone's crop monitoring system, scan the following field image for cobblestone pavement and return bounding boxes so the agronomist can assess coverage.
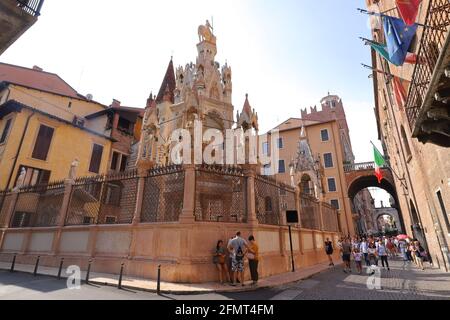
[258,257,450,300]
[1,257,449,300]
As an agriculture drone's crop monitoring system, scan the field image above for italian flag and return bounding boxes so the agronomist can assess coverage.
[374,146,386,184]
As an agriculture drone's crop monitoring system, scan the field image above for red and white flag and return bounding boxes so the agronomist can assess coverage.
[396,0,422,26]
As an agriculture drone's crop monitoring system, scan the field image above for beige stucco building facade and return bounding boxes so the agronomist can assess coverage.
[264,95,357,236]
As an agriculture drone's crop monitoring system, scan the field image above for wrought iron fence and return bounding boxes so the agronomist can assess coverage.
[279,185,296,213]
[321,203,339,232]
[10,181,65,228]
[65,170,138,226]
[195,165,247,223]
[16,0,44,16]
[405,0,450,130]
[141,165,184,223]
[300,195,320,230]
[255,175,281,226]
[0,191,12,227]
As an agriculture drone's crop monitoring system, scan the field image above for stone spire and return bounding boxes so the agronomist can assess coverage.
[237,94,259,131]
[156,58,176,104]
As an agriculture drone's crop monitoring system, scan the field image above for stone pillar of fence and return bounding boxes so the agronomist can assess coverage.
[319,202,325,231]
[51,179,74,255]
[1,191,19,229]
[244,169,258,227]
[0,191,17,250]
[179,164,196,223]
[294,187,302,228]
[132,168,147,225]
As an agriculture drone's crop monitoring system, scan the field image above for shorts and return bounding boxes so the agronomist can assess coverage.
[232,258,244,272]
[342,254,351,262]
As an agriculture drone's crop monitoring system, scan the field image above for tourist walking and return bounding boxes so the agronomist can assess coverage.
[353,248,363,274]
[413,241,425,271]
[247,235,259,285]
[367,242,378,267]
[386,238,396,258]
[377,240,390,270]
[213,240,231,284]
[227,231,248,286]
[360,238,369,267]
[325,238,334,266]
[340,238,352,273]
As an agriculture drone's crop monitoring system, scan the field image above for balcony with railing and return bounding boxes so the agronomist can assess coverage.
[0,0,45,55]
[344,162,386,173]
[16,0,44,17]
[405,0,450,147]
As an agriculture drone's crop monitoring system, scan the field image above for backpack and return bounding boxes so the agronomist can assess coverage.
[236,246,244,261]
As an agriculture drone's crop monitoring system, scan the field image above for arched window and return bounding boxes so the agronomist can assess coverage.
[264,196,273,212]
[401,125,412,159]
[300,174,313,195]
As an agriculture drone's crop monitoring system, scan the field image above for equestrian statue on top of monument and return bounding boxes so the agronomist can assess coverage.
[198,20,216,44]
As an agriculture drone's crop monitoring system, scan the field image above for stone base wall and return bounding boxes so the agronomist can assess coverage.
[0,223,340,283]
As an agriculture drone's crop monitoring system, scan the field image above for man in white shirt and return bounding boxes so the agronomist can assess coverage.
[360,239,369,267]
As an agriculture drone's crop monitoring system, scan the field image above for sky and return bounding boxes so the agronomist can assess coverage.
[1,0,391,205]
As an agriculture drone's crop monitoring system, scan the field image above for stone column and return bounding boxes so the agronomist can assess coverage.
[319,202,325,231]
[51,179,74,255]
[132,169,147,225]
[244,169,258,227]
[1,191,19,229]
[0,191,18,251]
[179,165,196,223]
[129,169,147,258]
[295,187,302,228]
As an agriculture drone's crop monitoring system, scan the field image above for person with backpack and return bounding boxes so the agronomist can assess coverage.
[324,238,334,266]
[227,231,248,287]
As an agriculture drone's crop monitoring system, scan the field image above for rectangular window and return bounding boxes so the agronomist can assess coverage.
[32,124,54,161]
[262,142,269,155]
[330,199,340,210]
[327,178,337,192]
[263,164,271,176]
[321,129,329,142]
[89,144,104,174]
[11,212,32,228]
[119,155,128,172]
[110,151,119,170]
[15,165,51,187]
[436,191,450,232]
[277,138,284,149]
[0,118,12,144]
[324,153,334,168]
[278,160,286,174]
[105,216,117,224]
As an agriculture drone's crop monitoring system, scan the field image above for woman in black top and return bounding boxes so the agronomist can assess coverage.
[325,238,334,266]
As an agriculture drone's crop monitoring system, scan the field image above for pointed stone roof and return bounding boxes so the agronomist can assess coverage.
[242,93,252,116]
[156,58,176,104]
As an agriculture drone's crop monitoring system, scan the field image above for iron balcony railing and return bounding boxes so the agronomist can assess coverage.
[344,161,389,173]
[16,0,44,17]
[405,0,450,131]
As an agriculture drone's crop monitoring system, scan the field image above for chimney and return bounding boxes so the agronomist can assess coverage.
[110,99,121,108]
[32,65,43,72]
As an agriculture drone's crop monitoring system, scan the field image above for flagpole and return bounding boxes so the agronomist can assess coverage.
[370,141,407,187]
[361,63,394,78]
